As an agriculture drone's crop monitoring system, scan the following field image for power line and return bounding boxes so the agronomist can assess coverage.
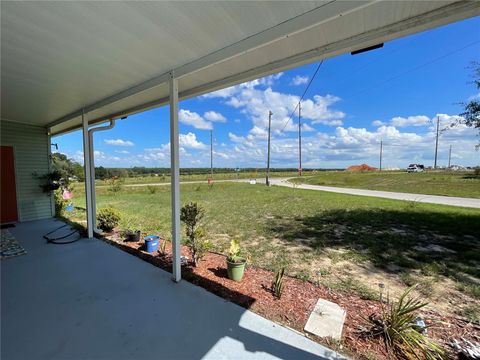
[280,59,325,132]
[345,40,480,99]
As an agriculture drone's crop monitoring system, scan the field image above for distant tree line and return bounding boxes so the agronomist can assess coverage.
[52,153,340,181]
[93,166,328,179]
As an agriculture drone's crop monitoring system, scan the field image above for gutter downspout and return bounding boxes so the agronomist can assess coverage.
[88,119,115,234]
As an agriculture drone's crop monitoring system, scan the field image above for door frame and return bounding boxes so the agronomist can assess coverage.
[1,144,20,223]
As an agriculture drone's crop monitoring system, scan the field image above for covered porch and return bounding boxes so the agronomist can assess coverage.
[1,219,343,360]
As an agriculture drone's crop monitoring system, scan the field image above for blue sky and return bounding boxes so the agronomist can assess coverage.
[55,16,480,169]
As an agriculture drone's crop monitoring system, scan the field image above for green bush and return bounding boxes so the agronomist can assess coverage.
[474,167,480,178]
[180,202,211,266]
[97,207,121,232]
[53,189,67,217]
[106,177,124,193]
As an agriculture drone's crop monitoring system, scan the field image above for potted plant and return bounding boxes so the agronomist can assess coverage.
[226,239,246,281]
[123,229,141,242]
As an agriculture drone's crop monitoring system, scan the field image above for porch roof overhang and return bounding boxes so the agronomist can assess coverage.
[1,1,479,136]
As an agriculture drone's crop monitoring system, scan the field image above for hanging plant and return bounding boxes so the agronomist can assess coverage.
[35,170,63,193]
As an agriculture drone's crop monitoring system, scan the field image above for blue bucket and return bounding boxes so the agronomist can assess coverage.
[144,235,160,253]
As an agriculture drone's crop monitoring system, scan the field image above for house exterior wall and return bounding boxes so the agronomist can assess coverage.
[1,120,53,221]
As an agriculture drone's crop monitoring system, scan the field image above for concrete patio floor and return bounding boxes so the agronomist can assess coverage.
[1,219,345,360]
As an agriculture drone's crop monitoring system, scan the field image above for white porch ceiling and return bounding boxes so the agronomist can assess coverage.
[1,1,479,135]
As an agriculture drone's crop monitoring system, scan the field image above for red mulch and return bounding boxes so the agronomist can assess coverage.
[100,232,480,359]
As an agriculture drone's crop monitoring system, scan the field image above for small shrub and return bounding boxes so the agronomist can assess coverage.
[474,167,480,178]
[364,286,445,359]
[146,185,157,194]
[180,202,211,266]
[272,267,285,299]
[97,207,121,232]
[53,188,67,217]
[106,177,123,193]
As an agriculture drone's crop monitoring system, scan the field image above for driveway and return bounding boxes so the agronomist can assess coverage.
[269,178,480,209]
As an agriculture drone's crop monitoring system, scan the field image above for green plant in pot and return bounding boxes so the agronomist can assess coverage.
[226,239,246,282]
[122,229,141,242]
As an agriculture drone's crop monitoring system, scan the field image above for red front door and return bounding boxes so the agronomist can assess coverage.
[1,146,19,223]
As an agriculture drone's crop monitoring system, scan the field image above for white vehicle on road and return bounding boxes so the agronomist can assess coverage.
[407,164,424,173]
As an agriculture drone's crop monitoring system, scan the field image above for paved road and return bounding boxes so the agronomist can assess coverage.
[269,178,480,209]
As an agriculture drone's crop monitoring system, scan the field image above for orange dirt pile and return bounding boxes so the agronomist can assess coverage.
[346,164,378,172]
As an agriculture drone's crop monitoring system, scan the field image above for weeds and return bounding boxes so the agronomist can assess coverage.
[456,283,480,300]
[456,305,480,324]
[146,185,157,194]
[325,276,378,301]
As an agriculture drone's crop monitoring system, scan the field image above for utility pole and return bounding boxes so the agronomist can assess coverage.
[448,145,452,168]
[434,116,440,169]
[298,102,302,176]
[266,111,272,186]
[379,140,383,171]
[210,129,213,179]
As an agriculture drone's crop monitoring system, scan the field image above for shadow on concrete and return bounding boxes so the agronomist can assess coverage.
[2,219,343,360]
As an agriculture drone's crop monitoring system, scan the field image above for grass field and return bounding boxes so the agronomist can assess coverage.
[291,171,480,198]
[99,170,299,185]
[65,181,480,321]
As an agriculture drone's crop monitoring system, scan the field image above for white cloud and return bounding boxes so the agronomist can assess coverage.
[179,132,207,150]
[202,72,283,99]
[204,111,226,123]
[179,109,212,130]
[104,139,134,147]
[291,75,309,86]
[372,120,385,127]
[115,150,129,154]
[216,86,344,134]
[390,115,430,127]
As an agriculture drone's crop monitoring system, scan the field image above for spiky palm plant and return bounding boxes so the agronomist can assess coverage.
[272,267,285,299]
[366,286,445,360]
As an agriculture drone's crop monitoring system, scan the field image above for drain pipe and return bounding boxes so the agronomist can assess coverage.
[88,119,116,234]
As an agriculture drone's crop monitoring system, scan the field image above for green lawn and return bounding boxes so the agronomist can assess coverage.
[291,171,480,198]
[98,170,299,185]
[65,181,480,317]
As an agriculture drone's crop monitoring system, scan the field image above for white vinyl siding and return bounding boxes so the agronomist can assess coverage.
[1,120,53,221]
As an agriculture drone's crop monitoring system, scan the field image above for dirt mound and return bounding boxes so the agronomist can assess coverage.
[346,164,378,172]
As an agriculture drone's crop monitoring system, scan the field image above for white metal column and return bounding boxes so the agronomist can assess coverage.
[169,72,181,282]
[88,119,115,232]
[82,110,94,238]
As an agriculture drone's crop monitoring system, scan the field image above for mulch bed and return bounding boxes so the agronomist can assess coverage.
[100,231,479,359]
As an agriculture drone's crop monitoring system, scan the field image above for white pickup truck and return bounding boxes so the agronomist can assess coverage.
[407,164,424,173]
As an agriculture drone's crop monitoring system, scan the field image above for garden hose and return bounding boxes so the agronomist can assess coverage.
[43,224,81,245]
